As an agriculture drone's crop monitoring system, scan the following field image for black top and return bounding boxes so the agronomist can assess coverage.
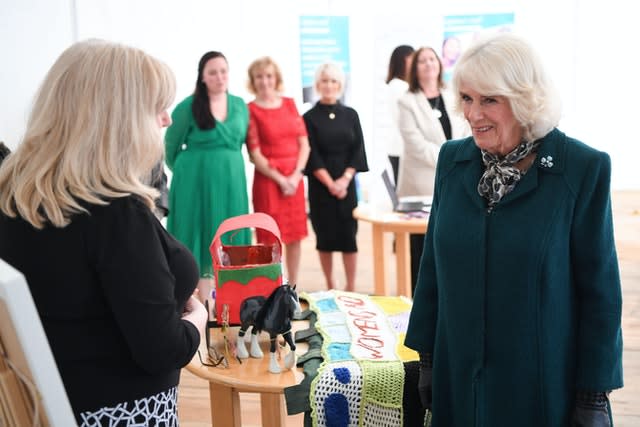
[0,196,200,417]
[428,94,452,140]
[303,102,369,252]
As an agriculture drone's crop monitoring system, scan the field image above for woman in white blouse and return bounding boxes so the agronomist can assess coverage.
[397,46,469,292]
[397,46,469,197]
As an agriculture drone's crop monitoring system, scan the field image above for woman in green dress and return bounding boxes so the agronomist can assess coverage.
[165,51,250,302]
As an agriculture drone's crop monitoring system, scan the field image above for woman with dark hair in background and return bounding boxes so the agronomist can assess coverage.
[397,46,469,292]
[165,51,251,304]
[384,44,414,183]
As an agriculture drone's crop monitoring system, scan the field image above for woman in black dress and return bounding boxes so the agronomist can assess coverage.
[303,63,369,291]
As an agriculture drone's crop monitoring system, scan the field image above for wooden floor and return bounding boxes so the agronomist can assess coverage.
[177,191,640,427]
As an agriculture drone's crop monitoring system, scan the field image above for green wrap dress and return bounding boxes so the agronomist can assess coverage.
[165,94,251,277]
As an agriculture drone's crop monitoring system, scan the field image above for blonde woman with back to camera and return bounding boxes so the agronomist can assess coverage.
[0,40,207,426]
[405,33,623,426]
[245,57,310,286]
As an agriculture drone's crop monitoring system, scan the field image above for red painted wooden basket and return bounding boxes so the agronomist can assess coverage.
[209,213,283,325]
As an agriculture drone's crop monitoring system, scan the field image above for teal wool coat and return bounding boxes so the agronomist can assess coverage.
[405,129,623,427]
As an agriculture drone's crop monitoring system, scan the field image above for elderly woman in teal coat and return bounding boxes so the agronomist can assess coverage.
[405,33,623,426]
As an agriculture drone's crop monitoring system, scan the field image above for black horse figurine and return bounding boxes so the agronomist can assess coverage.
[235,283,301,373]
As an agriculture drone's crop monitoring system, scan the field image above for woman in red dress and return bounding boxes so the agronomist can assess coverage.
[246,57,310,286]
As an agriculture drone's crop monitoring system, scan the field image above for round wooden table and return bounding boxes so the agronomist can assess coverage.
[185,323,307,427]
[353,204,428,298]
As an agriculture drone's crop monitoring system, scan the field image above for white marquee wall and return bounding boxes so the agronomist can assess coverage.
[1,0,638,189]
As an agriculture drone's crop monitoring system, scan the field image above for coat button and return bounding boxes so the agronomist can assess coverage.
[181,143,187,150]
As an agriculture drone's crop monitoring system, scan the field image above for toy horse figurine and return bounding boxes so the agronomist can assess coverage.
[235,284,301,373]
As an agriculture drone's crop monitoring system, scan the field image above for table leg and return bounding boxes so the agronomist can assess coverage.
[371,223,387,296]
[209,382,241,427]
[260,392,286,427]
[395,231,411,298]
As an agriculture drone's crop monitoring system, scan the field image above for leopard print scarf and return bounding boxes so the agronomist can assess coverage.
[477,139,541,208]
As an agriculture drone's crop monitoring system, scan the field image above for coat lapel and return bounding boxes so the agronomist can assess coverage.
[500,129,566,207]
[454,139,487,210]
[413,93,446,142]
[453,129,566,210]
[499,164,539,206]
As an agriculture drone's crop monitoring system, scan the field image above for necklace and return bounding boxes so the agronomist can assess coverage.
[324,103,337,120]
[428,95,442,119]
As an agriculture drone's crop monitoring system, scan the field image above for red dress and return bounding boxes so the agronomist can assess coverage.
[247,97,308,244]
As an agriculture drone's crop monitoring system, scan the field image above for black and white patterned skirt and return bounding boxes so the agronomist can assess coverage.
[78,386,178,427]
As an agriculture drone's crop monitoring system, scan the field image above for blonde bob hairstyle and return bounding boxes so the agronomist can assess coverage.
[452,32,562,142]
[246,56,284,95]
[0,39,176,228]
[314,62,345,98]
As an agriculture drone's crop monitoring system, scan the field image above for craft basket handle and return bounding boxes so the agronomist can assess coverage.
[210,212,282,255]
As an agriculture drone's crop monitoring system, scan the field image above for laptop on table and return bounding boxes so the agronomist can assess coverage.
[381,170,432,213]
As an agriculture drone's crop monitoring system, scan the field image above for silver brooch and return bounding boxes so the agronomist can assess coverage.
[540,155,554,168]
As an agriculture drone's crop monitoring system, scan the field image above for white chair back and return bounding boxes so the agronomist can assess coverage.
[0,259,77,426]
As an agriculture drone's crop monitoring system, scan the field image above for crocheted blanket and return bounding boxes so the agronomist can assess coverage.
[302,290,418,427]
